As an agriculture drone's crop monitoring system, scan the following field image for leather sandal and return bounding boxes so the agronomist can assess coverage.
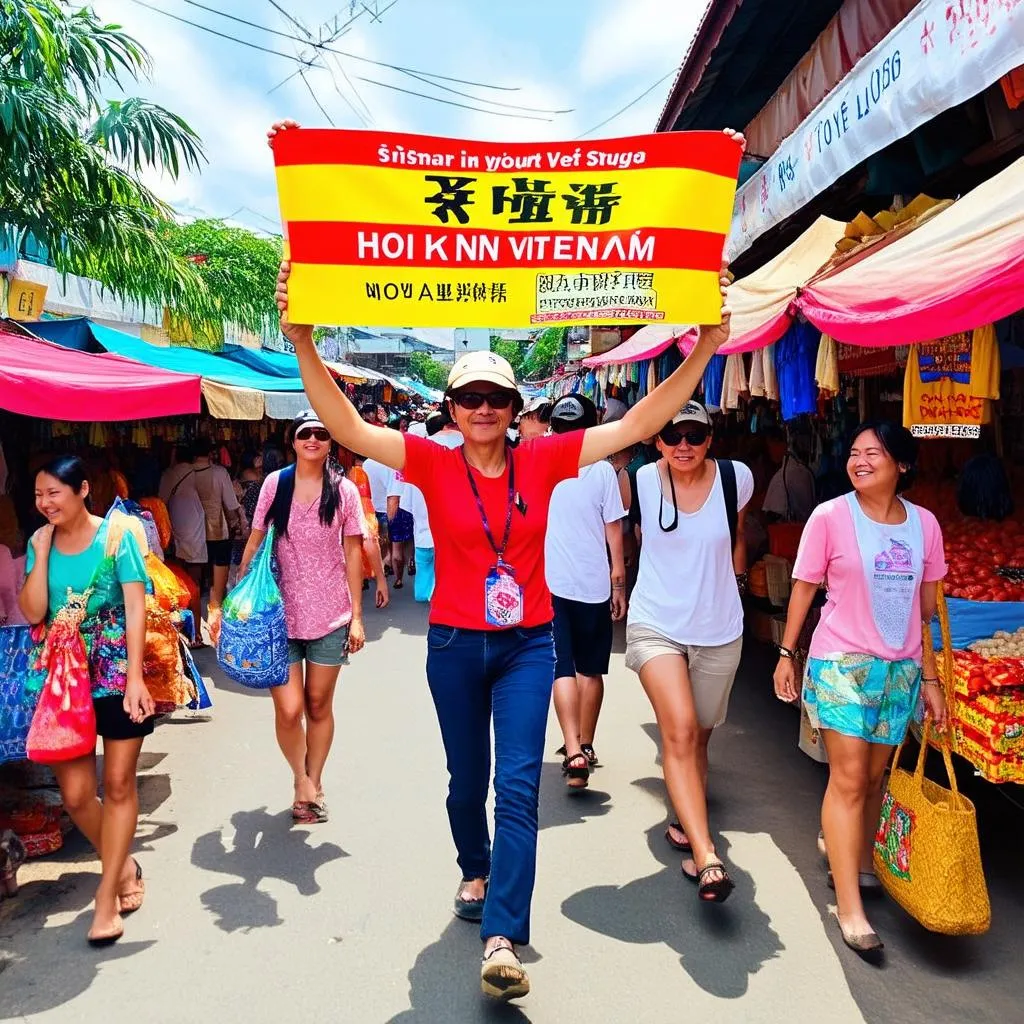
[481,939,529,1001]
[561,753,590,789]
[682,858,735,903]
[118,858,145,914]
[454,879,486,922]
[665,823,692,853]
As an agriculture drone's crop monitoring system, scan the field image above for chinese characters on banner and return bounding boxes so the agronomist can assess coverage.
[7,279,47,321]
[271,129,742,328]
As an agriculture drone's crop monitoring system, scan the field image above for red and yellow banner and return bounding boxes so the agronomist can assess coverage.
[272,128,742,328]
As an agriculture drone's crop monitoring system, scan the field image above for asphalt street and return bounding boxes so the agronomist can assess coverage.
[1,587,1021,1023]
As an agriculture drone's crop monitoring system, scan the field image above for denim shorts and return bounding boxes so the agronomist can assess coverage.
[287,624,351,667]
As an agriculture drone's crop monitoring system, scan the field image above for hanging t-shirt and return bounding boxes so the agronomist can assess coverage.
[703,354,727,410]
[628,461,754,646]
[775,321,819,421]
[545,460,627,604]
[792,495,947,662]
[903,325,1001,437]
[400,431,583,630]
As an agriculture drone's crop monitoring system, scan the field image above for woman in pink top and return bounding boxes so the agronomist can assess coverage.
[774,422,947,959]
[241,411,366,824]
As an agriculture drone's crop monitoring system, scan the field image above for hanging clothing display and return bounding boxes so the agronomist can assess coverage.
[703,354,727,411]
[722,354,749,411]
[903,324,1001,437]
[749,343,780,401]
[775,321,819,421]
[815,335,840,397]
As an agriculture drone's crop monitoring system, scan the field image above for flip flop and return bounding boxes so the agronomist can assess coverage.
[292,801,319,823]
[682,859,735,903]
[118,858,145,914]
[665,823,692,853]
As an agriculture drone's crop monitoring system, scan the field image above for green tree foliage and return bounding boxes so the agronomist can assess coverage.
[522,327,567,380]
[489,338,525,377]
[408,352,449,391]
[0,1,207,313]
[158,219,282,337]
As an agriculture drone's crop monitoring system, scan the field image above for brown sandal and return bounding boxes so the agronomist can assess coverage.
[118,858,145,914]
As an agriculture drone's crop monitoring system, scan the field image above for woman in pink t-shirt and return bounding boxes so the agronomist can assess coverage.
[774,422,947,959]
[240,411,366,824]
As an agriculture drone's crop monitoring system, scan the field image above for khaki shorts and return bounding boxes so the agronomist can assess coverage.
[625,624,743,729]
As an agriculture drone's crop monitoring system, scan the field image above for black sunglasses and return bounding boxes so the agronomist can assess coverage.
[659,425,709,447]
[295,426,331,442]
[450,390,516,411]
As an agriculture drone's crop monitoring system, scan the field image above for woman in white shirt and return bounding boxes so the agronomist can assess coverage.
[626,401,752,903]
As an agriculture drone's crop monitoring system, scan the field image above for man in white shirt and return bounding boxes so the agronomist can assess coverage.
[545,395,627,789]
[192,438,241,621]
[388,410,463,602]
[158,444,210,638]
[362,455,396,575]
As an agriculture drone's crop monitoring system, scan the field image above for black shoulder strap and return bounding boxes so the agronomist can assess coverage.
[629,468,642,528]
[718,459,738,551]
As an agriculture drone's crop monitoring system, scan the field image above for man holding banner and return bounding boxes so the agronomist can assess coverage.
[269,119,743,1003]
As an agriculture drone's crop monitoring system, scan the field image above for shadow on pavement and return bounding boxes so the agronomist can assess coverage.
[0,869,155,1017]
[389,917,533,1024]
[362,586,429,644]
[191,806,347,933]
[561,825,782,999]
[538,761,611,831]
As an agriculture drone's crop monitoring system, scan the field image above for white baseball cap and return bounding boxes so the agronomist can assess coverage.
[670,400,712,428]
[447,351,518,393]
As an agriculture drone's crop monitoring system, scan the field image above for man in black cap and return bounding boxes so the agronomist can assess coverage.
[544,394,627,788]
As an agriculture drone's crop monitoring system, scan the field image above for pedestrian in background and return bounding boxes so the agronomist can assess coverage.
[774,421,947,958]
[626,401,752,904]
[544,395,627,788]
[516,397,552,441]
[192,438,241,635]
[241,412,367,825]
[271,145,738,994]
[159,444,207,639]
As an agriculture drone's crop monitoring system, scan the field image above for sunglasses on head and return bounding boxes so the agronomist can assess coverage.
[659,425,709,447]
[450,390,516,411]
[295,426,331,442]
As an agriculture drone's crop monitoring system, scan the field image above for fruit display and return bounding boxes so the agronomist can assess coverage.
[942,518,1024,602]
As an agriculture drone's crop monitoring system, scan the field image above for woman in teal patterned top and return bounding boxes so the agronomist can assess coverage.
[20,456,155,947]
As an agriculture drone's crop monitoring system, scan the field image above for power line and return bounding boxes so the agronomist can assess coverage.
[176,0,522,92]
[353,76,553,121]
[300,69,337,126]
[575,68,679,139]
[397,68,574,114]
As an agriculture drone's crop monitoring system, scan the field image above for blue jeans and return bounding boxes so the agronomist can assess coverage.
[426,622,555,945]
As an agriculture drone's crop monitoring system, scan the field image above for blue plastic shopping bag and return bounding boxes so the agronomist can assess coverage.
[216,527,289,688]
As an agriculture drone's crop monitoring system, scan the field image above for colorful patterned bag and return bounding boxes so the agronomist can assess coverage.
[0,625,35,764]
[217,526,288,689]
[25,588,97,764]
[873,718,990,935]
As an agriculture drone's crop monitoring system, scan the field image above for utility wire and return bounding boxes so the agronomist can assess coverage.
[575,68,678,139]
[176,0,522,92]
[300,69,337,126]
[397,68,573,114]
[353,76,552,121]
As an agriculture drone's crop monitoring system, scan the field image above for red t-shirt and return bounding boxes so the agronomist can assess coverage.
[401,431,584,629]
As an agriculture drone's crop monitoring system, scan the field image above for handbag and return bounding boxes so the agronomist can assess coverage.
[25,588,98,763]
[217,525,289,689]
[873,717,990,935]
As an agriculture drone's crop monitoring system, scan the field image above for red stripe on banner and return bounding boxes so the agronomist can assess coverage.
[272,128,743,179]
[286,222,726,271]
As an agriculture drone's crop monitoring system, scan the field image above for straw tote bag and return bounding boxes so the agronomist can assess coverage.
[873,717,990,935]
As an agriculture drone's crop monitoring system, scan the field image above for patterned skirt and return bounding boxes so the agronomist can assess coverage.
[803,654,921,746]
[388,508,414,543]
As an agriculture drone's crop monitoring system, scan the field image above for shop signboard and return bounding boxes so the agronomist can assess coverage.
[7,278,46,320]
[272,128,742,329]
[728,0,1024,259]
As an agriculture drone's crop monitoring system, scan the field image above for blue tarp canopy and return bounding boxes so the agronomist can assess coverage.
[397,376,443,402]
[28,318,306,391]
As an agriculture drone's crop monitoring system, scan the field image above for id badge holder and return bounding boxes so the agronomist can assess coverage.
[484,563,524,627]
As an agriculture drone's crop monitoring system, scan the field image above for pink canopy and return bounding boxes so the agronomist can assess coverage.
[0,331,202,420]
[798,157,1024,346]
[583,324,692,367]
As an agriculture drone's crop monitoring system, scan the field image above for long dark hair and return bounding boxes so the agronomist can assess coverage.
[265,419,345,539]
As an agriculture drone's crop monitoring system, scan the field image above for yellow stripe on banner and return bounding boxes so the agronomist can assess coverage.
[276,165,736,235]
[287,264,723,329]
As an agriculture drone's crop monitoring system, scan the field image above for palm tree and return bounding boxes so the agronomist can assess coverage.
[0,1,207,314]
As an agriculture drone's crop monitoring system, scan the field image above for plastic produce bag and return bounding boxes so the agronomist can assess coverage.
[145,552,191,611]
[217,526,288,688]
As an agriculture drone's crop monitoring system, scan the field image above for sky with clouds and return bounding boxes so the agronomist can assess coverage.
[91,0,709,235]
